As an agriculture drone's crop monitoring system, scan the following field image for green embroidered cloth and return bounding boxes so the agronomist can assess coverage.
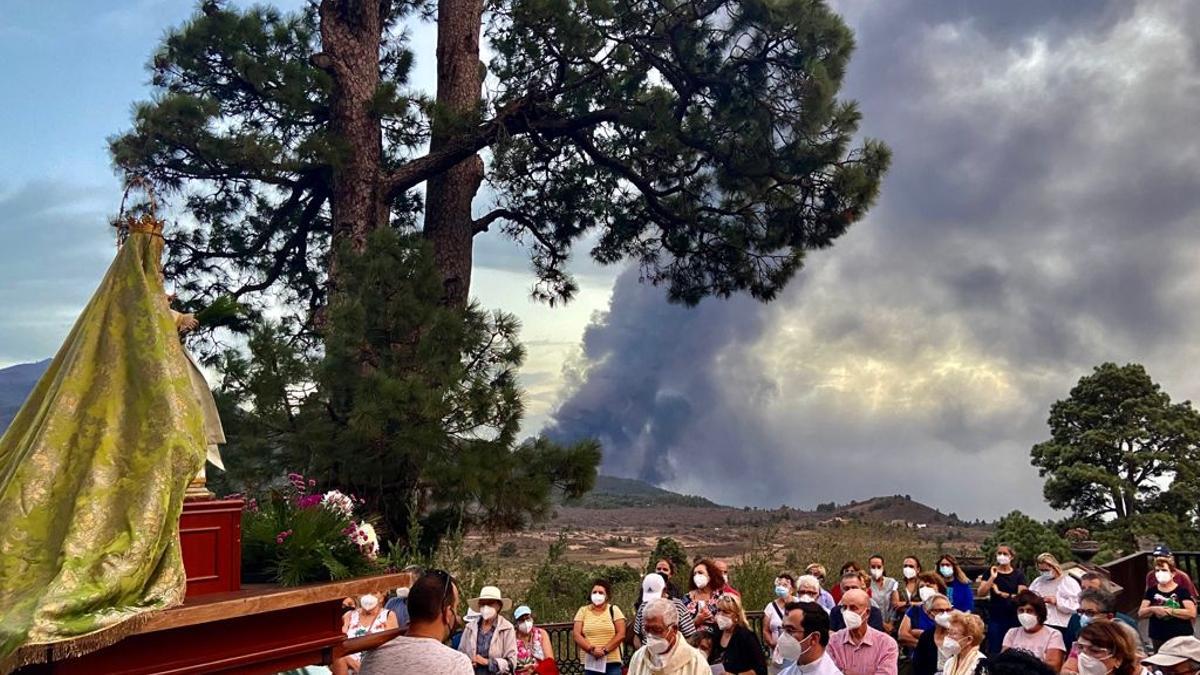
[0,228,206,672]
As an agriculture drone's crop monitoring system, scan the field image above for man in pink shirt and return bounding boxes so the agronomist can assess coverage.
[827,589,897,675]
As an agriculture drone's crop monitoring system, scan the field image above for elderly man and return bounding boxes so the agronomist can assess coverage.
[714,559,741,596]
[627,598,710,675]
[1143,636,1200,674]
[829,573,885,632]
[827,590,898,675]
[779,601,843,675]
[1063,588,1141,655]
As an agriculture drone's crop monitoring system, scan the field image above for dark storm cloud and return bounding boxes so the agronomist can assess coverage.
[545,0,1200,518]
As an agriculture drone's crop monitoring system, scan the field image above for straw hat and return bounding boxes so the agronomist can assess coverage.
[468,586,512,612]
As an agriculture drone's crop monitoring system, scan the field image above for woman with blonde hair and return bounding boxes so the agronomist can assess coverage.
[941,611,986,675]
[1028,552,1081,631]
[710,594,766,675]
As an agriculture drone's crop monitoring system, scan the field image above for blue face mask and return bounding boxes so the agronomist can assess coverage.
[1079,614,1094,628]
[775,585,790,599]
[939,565,954,578]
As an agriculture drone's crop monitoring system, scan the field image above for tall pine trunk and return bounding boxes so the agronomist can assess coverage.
[318,1,390,266]
[423,0,485,308]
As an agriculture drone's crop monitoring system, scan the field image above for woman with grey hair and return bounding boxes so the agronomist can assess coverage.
[628,599,710,675]
[910,593,954,675]
[793,575,828,613]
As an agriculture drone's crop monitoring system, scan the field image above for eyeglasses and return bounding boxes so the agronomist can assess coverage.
[1074,641,1113,660]
[1077,608,1105,618]
[927,608,951,616]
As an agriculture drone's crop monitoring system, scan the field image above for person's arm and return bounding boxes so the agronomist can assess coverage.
[677,600,697,638]
[1056,577,1080,613]
[602,618,626,656]
[898,613,920,649]
[495,627,518,674]
[761,606,776,647]
[384,611,399,630]
[877,634,899,675]
[1137,599,1154,619]
[890,588,905,612]
[1175,598,1197,620]
[572,619,593,652]
[1045,648,1065,672]
[539,628,555,660]
[977,567,998,595]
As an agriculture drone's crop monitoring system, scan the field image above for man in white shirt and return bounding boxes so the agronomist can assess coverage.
[627,598,710,675]
[779,601,843,675]
[360,569,473,675]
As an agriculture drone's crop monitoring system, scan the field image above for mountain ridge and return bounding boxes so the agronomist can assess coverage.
[0,359,50,432]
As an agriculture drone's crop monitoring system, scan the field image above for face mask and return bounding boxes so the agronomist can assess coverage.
[939,565,954,578]
[1018,612,1038,630]
[694,573,709,589]
[870,568,883,579]
[1077,652,1111,675]
[776,632,809,663]
[903,566,918,580]
[646,635,672,655]
[716,614,734,631]
[591,592,606,606]
[934,612,952,629]
[775,585,791,598]
[518,619,533,633]
[842,608,864,630]
[919,586,936,602]
[395,587,410,600]
[480,605,498,621]
[359,594,379,611]
[1039,570,1054,580]
[797,593,816,604]
[1156,570,1173,584]
[1079,614,1094,628]
[941,637,962,657]
[996,554,1011,566]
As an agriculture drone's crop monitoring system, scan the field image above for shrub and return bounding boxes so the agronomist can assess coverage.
[241,473,381,586]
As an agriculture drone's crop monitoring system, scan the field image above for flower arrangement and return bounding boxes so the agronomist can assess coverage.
[240,473,382,586]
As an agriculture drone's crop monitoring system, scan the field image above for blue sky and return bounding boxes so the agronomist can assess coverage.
[4,1,1200,518]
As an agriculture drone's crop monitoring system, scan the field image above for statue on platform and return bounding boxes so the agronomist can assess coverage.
[0,187,208,673]
[169,292,227,500]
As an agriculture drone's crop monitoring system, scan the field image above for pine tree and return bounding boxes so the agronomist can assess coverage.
[212,229,600,549]
[111,0,889,317]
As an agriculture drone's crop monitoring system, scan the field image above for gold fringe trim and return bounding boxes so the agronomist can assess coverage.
[5,598,181,674]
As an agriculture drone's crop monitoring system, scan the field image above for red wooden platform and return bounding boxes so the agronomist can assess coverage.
[15,573,408,674]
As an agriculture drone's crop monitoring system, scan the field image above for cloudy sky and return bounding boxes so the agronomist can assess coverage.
[3,1,1200,519]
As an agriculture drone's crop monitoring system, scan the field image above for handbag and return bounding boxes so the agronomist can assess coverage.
[534,658,560,675]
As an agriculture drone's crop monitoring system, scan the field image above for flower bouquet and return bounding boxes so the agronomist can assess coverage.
[240,473,381,586]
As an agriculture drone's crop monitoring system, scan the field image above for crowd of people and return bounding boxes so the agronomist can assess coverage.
[343,544,1200,675]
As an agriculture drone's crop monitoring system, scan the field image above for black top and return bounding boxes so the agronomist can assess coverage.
[1145,584,1196,641]
[986,569,1027,627]
[912,627,939,675]
[709,625,767,675]
[829,605,886,632]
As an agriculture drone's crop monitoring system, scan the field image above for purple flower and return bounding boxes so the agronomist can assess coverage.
[297,494,322,509]
[308,479,317,487]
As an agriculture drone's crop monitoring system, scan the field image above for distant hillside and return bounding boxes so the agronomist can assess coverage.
[0,360,49,432]
[818,494,963,526]
[566,475,721,509]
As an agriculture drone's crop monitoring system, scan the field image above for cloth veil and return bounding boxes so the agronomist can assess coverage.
[0,224,206,672]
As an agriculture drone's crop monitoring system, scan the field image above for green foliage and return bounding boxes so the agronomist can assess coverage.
[1031,363,1200,549]
[646,537,689,578]
[240,475,380,586]
[732,527,785,613]
[980,511,1070,578]
[213,229,600,552]
[518,534,641,623]
[112,0,888,335]
[565,475,717,509]
[799,523,943,590]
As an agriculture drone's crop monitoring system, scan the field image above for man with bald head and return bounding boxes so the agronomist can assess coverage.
[827,589,897,675]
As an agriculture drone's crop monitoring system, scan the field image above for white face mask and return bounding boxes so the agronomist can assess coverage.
[1156,570,1173,584]
[1018,612,1038,630]
[776,632,810,663]
[518,619,533,633]
[934,612,952,629]
[918,586,936,602]
[591,592,606,606]
[694,573,710,589]
[716,614,734,631]
[842,607,864,630]
[1039,569,1055,580]
[941,637,962,657]
[797,593,816,604]
[395,587,410,599]
[480,605,498,621]
[996,554,1011,566]
[903,566,918,580]
[359,594,379,611]
[1077,652,1111,675]
[870,568,883,579]
[646,634,672,664]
